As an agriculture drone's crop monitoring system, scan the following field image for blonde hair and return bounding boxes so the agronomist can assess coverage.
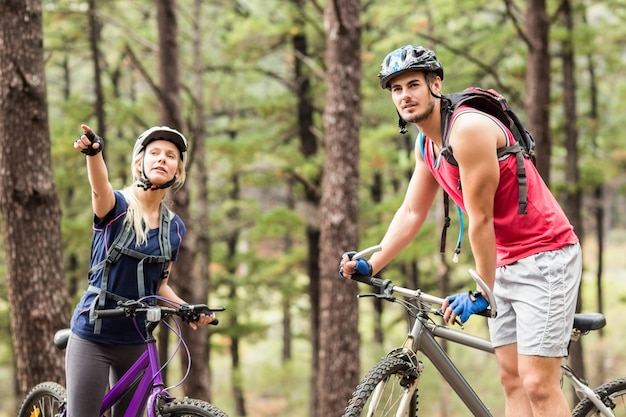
[120,141,186,245]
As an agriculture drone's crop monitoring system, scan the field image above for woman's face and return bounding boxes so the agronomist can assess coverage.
[141,140,181,185]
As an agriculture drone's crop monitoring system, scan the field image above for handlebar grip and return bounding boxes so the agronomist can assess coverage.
[350,274,374,286]
[92,309,126,318]
[351,275,386,288]
[188,305,223,326]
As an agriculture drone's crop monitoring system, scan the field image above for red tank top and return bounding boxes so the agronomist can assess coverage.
[422,107,578,266]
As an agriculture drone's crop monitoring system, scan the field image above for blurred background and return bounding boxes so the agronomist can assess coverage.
[1,0,625,416]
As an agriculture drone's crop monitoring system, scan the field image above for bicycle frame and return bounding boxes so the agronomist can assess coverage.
[90,302,216,417]
[403,314,493,416]
[100,341,168,417]
[393,295,616,417]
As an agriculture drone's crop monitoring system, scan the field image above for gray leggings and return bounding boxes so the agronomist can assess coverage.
[65,333,146,417]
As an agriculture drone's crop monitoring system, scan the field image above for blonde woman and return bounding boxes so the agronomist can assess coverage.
[67,124,213,417]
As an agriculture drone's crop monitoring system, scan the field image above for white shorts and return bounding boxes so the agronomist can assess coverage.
[488,243,582,357]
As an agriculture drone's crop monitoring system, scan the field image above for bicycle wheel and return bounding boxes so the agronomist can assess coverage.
[342,355,420,417]
[17,382,66,417]
[158,398,228,417]
[571,377,626,417]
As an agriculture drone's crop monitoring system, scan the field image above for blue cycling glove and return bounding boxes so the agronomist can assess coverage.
[338,251,373,280]
[447,291,489,323]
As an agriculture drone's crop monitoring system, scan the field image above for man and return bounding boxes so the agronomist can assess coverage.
[339,45,581,417]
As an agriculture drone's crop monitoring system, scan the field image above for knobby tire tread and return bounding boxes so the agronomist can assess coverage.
[17,381,67,417]
[571,377,626,417]
[158,397,229,417]
[342,355,418,417]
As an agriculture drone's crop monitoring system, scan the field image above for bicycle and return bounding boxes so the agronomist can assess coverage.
[17,297,228,417]
[341,245,626,417]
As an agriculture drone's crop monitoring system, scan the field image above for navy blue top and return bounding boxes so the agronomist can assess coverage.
[70,191,185,344]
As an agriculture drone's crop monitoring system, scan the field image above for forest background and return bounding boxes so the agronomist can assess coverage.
[1,0,626,416]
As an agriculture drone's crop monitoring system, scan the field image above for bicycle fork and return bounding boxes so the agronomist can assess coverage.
[366,346,424,417]
[366,377,420,417]
[562,364,616,417]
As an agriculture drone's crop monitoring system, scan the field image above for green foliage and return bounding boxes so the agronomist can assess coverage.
[33,1,626,298]
[3,0,626,414]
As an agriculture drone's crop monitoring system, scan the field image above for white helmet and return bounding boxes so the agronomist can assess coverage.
[134,126,188,162]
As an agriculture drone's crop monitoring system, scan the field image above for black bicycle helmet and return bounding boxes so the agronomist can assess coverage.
[378,45,444,89]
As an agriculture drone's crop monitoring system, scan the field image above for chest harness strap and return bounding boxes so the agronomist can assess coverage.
[87,204,172,334]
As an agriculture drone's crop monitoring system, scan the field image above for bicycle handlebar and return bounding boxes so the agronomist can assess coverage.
[346,245,383,286]
[352,244,383,260]
[93,301,225,325]
[348,245,498,318]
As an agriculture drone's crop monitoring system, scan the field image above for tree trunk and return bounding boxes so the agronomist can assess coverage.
[282,180,296,362]
[0,0,70,400]
[317,1,362,416]
[288,1,323,414]
[525,0,551,185]
[87,0,106,137]
[190,0,216,401]
[579,9,603,316]
[559,0,586,401]
[226,168,247,416]
[155,0,211,400]
[370,172,384,345]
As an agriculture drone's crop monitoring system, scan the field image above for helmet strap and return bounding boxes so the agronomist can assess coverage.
[427,81,443,100]
[136,176,177,191]
[137,154,177,191]
[398,112,408,134]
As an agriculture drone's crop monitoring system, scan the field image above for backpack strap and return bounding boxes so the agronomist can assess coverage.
[440,102,529,215]
[87,203,172,334]
[496,144,528,214]
[418,131,464,261]
[157,203,172,279]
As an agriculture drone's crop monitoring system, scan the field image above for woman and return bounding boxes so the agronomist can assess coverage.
[67,124,213,417]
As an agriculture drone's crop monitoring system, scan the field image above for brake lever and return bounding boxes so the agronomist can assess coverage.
[434,308,465,329]
[358,292,395,301]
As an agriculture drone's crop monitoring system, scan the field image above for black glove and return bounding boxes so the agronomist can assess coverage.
[80,129,104,156]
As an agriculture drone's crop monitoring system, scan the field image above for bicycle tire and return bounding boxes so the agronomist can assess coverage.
[342,355,419,417]
[571,377,626,417]
[158,397,229,417]
[17,381,66,417]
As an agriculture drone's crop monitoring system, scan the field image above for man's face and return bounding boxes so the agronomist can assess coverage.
[389,71,440,125]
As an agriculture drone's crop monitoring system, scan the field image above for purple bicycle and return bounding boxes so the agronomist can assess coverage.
[17,298,228,417]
